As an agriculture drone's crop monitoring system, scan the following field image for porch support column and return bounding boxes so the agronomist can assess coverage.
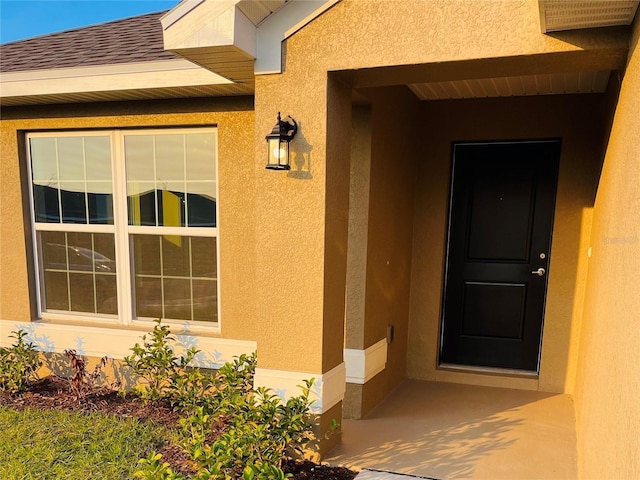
[251,70,351,455]
[343,105,372,419]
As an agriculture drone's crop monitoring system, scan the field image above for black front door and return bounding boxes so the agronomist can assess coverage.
[440,141,560,371]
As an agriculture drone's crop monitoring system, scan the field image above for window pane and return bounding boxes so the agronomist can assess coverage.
[30,135,113,226]
[187,182,216,227]
[192,279,217,322]
[191,237,216,278]
[158,187,185,227]
[93,234,116,270]
[58,137,84,181]
[30,138,58,182]
[39,231,116,315]
[162,236,190,277]
[85,137,112,181]
[132,235,161,276]
[125,132,216,228]
[125,135,155,182]
[128,182,157,226]
[163,278,191,321]
[88,182,114,224]
[65,232,94,272]
[69,272,95,313]
[135,276,162,319]
[96,274,117,315]
[132,234,218,322]
[60,182,87,224]
[186,134,216,180]
[41,231,67,269]
[33,183,60,223]
[156,135,185,182]
[44,271,69,311]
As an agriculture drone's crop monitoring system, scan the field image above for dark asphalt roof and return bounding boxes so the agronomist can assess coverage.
[0,11,180,73]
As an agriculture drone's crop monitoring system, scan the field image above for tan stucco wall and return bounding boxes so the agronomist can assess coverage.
[248,0,630,413]
[342,87,421,418]
[573,17,640,480]
[250,0,627,382]
[0,97,259,342]
[406,93,606,394]
[361,86,421,411]
[345,106,372,351]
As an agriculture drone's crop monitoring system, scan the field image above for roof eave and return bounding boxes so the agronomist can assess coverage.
[0,59,247,107]
[539,0,639,33]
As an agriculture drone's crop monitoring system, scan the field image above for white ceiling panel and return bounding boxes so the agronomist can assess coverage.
[237,0,288,26]
[540,0,639,32]
[408,71,611,101]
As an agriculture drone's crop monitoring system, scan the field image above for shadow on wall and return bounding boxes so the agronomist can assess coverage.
[288,121,314,180]
[15,322,225,391]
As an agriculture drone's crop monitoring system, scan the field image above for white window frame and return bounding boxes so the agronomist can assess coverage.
[26,128,221,333]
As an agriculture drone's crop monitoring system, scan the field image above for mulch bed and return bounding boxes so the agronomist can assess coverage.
[0,377,357,480]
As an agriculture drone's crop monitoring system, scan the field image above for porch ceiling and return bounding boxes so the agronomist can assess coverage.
[408,70,611,101]
[237,0,288,26]
[539,0,639,33]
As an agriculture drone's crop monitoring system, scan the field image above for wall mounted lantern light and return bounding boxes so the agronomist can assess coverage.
[265,112,297,170]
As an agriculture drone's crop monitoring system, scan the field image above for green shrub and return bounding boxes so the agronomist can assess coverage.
[169,379,314,479]
[134,452,186,480]
[0,329,41,394]
[123,319,206,406]
[128,321,317,479]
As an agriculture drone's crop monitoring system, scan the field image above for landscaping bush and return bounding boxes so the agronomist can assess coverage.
[128,321,316,479]
[0,329,41,394]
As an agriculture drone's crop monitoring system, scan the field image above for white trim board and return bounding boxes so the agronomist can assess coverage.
[255,0,341,74]
[0,320,255,370]
[344,338,387,384]
[254,362,346,414]
[160,0,340,76]
[0,59,231,99]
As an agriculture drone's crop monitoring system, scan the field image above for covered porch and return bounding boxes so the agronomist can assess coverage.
[326,380,577,479]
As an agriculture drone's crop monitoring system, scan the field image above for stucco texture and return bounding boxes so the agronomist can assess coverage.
[0,97,258,341]
[251,0,631,415]
[573,15,640,480]
[252,0,627,379]
[406,94,605,394]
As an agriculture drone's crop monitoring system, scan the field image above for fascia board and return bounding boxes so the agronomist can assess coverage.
[0,59,232,98]
[161,0,208,30]
[255,0,340,74]
[162,0,255,56]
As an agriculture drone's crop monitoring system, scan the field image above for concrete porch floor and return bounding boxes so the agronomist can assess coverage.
[325,380,577,479]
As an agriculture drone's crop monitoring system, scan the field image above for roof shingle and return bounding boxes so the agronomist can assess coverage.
[0,11,179,73]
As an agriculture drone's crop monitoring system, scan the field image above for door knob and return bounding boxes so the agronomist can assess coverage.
[531,268,546,276]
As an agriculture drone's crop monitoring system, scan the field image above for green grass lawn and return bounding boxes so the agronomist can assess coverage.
[0,406,176,480]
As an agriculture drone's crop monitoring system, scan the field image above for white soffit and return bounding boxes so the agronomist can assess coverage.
[256,0,340,73]
[540,0,639,33]
[408,70,611,101]
[237,0,289,26]
[161,0,340,80]
[0,59,234,103]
